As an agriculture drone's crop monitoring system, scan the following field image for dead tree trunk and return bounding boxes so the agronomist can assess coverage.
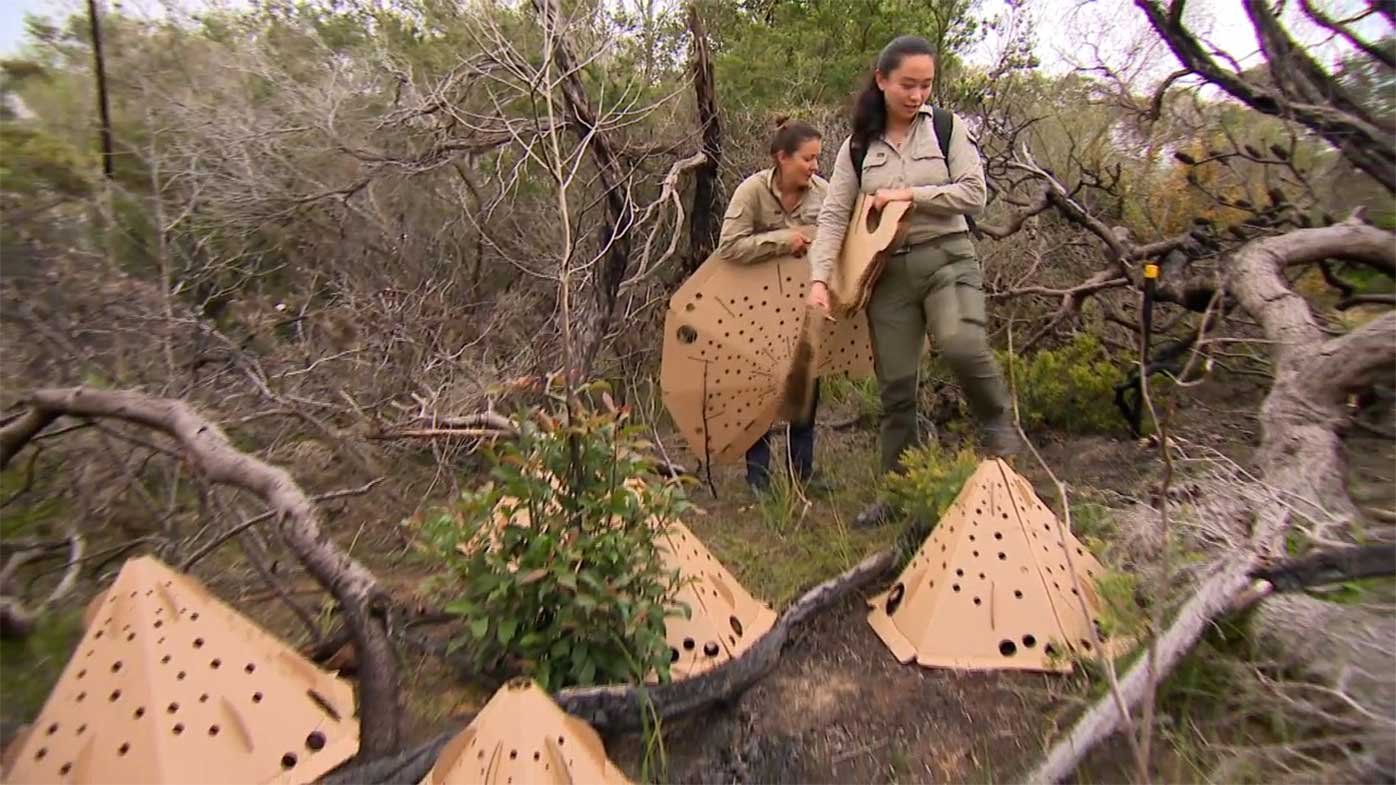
[532,0,633,378]
[685,1,723,275]
[1029,221,1396,783]
[0,388,402,759]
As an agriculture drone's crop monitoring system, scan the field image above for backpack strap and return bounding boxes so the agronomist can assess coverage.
[931,106,954,161]
[930,106,980,238]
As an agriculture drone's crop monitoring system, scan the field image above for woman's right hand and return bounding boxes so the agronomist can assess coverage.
[807,281,831,315]
[788,229,812,257]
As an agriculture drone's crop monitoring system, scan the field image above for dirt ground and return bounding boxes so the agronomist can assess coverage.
[3,366,1391,784]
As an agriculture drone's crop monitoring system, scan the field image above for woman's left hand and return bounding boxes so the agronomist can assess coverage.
[871,188,913,210]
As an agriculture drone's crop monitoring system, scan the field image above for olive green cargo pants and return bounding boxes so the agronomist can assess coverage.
[865,233,1012,474]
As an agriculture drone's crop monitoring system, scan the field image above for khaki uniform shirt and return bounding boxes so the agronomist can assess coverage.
[716,168,829,265]
[808,106,986,284]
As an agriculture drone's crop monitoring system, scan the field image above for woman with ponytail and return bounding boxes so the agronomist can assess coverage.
[804,35,1020,528]
[715,116,832,496]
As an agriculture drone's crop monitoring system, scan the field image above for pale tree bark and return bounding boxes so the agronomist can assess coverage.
[1029,222,1396,783]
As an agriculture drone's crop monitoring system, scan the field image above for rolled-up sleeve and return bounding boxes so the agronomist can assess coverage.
[715,179,802,265]
[910,114,986,217]
[808,138,858,284]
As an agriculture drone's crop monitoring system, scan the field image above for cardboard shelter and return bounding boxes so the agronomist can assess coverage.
[661,252,874,464]
[1,556,358,785]
[419,678,629,785]
[867,459,1130,672]
[656,522,777,680]
[826,194,911,318]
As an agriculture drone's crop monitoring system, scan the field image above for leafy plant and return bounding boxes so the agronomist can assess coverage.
[883,442,979,531]
[422,382,690,691]
[998,333,1124,434]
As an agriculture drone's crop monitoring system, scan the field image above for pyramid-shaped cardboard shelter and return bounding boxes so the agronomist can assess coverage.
[419,678,628,784]
[657,522,777,680]
[1,556,358,784]
[868,459,1126,672]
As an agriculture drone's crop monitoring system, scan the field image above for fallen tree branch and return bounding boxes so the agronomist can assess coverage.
[0,387,402,758]
[0,529,84,638]
[1028,221,1396,783]
[1252,543,1396,592]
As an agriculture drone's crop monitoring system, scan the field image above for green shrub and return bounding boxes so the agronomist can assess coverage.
[998,333,1123,434]
[883,442,980,529]
[421,384,690,690]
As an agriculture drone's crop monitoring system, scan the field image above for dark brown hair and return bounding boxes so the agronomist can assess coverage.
[769,114,822,159]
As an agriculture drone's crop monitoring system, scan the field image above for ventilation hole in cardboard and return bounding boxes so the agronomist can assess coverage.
[245,662,256,674]
[75,692,86,702]
[1013,590,1023,599]
[885,583,905,614]
[193,638,204,649]
[979,573,986,580]
[161,655,171,664]
[998,640,1018,657]
[558,736,565,746]
[199,693,209,703]
[1023,635,1037,648]
[952,584,961,592]
[703,642,720,657]
[60,763,71,776]
[1044,643,1057,656]
[118,743,130,756]
[209,725,221,737]
[972,550,980,557]
[955,569,964,577]
[533,752,541,761]
[210,658,222,669]
[998,552,1006,560]
[109,689,122,702]
[168,702,179,713]
[730,616,743,638]
[154,620,163,629]
[1079,639,1092,651]
[682,637,695,651]
[968,535,976,542]
[133,708,144,719]
[126,632,135,642]
[281,753,298,769]
[111,661,122,673]
[77,669,85,680]
[173,723,185,736]
[177,671,187,681]
[994,532,1003,540]
[34,748,46,761]
[972,597,982,606]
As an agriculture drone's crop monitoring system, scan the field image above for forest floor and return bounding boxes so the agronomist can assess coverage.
[2,365,1392,784]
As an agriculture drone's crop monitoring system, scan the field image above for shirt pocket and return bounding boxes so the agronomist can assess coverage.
[859,149,894,193]
[908,138,950,187]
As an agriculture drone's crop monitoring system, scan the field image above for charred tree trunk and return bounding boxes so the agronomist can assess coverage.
[685,2,723,275]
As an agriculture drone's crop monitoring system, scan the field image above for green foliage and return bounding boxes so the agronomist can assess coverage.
[999,333,1123,434]
[824,375,880,422]
[0,608,83,722]
[1092,569,1144,643]
[0,125,90,198]
[422,384,688,691]
[883,441,979,530]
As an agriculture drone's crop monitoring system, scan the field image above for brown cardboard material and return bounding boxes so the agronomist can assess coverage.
[867,459,1132,672]
[419,678,629,785]
[656,522,777,680]
[827,194,911,318]
[1,556,358,784]
[661,252,874,463]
